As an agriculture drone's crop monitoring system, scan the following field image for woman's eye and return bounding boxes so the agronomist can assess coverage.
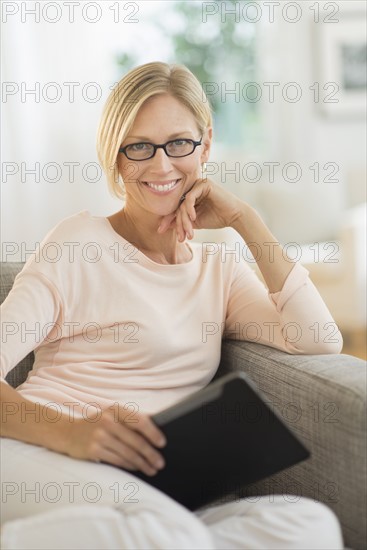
[172,139,186,146]
[129,143,149,151]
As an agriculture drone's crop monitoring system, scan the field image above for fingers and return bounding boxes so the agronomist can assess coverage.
[172,181,204,240]
[183,192,197,223]
[100,411,166,475]
[157,181,200,238]
[120,410,166,449]
[99,433,164,476]
[96,445,136,471]
[176,208,192,241]
[157,213,176,234]
[158,210,192,242]
[125,436,165,476]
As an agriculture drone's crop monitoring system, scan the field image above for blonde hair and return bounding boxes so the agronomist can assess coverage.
[96,61,213,199]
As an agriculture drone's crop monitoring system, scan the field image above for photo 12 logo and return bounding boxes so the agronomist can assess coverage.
[1,2,140,24]
[201,81,340,105]
[1,480,140,504]
[201,2,340,24]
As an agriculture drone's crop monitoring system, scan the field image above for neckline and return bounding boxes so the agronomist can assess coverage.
[101,216,195,268]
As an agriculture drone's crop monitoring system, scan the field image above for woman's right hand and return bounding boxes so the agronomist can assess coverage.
[64,403,167,476]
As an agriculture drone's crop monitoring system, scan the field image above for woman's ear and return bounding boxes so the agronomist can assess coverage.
[200,127,212,164]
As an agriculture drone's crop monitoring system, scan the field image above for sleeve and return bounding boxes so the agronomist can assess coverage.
[0,269,63,381]
[224,260,343,354]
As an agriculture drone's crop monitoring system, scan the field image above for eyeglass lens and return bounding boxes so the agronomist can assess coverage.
[125,139,195,160]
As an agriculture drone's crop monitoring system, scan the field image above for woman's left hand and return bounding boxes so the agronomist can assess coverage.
[157,178,244,241]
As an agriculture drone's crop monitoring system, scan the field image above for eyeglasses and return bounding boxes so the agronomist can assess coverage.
[119,137,202,161]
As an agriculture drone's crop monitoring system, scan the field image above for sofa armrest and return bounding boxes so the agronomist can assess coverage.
[1,262,35,388]
[216,340,366,550]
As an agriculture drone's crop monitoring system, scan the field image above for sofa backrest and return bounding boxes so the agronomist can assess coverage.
[1,262,34,388]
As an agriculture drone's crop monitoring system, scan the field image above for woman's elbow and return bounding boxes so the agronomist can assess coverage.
[286,332,344,355]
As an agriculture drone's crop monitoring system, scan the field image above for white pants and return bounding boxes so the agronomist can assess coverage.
[1,438,344,549]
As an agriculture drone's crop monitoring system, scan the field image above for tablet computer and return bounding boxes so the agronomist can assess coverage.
[128,371,310,511]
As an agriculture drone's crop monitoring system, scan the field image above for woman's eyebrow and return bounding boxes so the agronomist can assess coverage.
[126,131,195,141]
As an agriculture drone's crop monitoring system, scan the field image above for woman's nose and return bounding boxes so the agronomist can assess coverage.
[149,147,173,172]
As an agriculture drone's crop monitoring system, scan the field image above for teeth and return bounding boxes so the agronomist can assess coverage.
[145,180,178,192]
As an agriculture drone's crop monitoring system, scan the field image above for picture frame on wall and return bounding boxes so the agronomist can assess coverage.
[314,11,366,118]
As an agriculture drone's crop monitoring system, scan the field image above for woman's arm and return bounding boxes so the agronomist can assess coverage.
[1,263,166,474]
[0,380,166,475]
[0,380,70,453]
[230,203,295,294]
[159,178,343,354]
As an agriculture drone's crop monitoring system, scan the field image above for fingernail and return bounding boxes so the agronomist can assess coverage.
[156,458,165,468]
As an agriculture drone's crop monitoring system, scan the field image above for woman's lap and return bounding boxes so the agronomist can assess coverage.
[1,437,217,548]
[1,437,344,549]
[0,437,195,523]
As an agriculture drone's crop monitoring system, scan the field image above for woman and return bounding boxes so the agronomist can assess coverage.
[0,61,344,549]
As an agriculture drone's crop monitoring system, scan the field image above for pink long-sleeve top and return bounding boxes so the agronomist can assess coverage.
[1,211,342,417]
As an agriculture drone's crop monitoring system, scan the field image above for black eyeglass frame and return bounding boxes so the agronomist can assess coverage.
[118,137,203,161]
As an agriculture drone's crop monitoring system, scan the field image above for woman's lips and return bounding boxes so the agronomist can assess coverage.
[142,179,181,195]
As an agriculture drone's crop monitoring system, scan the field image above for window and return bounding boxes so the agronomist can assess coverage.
[115,1,261,151]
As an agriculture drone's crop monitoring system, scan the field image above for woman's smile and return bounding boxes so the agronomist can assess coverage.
[141,178,182,195]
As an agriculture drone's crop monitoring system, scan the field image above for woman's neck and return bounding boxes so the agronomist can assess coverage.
[107,207,192,265]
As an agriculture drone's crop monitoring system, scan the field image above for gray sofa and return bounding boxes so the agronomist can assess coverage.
[1,262,366,550]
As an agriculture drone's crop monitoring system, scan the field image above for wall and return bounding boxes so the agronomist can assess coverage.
[1,1,366,261]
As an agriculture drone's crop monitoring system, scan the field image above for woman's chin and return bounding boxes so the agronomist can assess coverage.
[143,198,182,218]
[151,206,178,219]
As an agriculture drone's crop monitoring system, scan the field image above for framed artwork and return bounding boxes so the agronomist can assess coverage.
[315,11,366,118]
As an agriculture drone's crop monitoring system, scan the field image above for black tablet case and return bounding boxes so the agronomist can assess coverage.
[125,372,310,511]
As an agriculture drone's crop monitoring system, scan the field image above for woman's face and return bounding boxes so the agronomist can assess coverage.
[117,93,212,217]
